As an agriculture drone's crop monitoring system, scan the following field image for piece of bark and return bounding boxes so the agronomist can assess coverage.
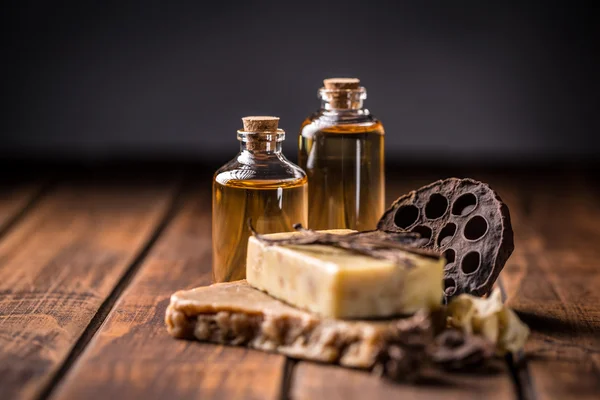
[249,221,439,262]
[165,280,432,369]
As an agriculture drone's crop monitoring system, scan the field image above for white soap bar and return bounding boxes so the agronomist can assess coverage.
[246,230,444,319]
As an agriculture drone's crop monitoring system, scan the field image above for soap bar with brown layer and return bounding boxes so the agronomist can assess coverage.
[165,280,431,369]
[246,230,445,319]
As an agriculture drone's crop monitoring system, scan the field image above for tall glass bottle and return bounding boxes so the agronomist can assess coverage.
[298,78,385,231]
[213,116,307,283]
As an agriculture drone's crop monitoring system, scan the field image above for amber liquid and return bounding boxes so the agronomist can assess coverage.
[299,121,384,231]
[212,177,308,282]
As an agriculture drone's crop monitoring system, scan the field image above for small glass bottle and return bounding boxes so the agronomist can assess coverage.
[298,78,385,231]
[212,116,308,283]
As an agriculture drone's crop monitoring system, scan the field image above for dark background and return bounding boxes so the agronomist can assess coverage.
[2,0,598,166]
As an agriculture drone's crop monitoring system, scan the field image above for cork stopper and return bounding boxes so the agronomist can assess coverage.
[242,116,279,132]
[323,78,360,90]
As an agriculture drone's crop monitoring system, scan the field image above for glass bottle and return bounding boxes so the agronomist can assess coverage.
[212,116,308,283]
[298,78,385,231]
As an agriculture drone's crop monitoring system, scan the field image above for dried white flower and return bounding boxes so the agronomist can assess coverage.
[447,288,529,355]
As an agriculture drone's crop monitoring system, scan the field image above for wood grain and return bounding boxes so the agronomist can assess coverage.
[291,362,514,400]
[491,173,600,399]
[0,183,43,234]
[51,189,287,400]
[0,181,178,400]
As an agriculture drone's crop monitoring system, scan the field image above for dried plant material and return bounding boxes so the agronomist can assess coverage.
[377,178,514,298]
[373,312,433,381]
[375,320,496,381]
[446,288,529,355]
[249,220,440,263]
[497,304,531,354]
[428,329,495,370]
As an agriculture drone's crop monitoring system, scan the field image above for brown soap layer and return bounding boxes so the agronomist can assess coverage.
[165,280,431,369]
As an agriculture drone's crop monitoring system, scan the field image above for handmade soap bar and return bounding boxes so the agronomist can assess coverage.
[165,280,431,368]
[246,230,445,319]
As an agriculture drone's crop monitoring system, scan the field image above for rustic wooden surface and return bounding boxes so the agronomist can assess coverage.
[496,172,600,400]
[51,189,286,400]
[0,183,43,235]
[0,177,179,400]
[0,166,598,400]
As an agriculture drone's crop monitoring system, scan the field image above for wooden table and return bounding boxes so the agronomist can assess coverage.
[1,164,599,400]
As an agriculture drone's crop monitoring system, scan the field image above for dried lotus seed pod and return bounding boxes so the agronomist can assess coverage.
[377,178,514,298]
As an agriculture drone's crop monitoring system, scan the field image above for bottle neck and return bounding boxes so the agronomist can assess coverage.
[319,87,367,111]
[239,140,282,154]
[237,129,285,155]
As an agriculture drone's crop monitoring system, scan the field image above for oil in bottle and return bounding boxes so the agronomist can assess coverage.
[213,117,307,282]
[298,78,385,231]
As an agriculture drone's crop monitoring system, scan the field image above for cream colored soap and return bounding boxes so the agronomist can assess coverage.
[246,230,444,319]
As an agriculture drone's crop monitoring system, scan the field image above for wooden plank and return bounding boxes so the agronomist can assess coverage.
[0,183,43,234]
[0,180,178,400]
[51,189,286,400]
[290,174,517,400]
[492,172,600,400]
[291,362,514,400]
